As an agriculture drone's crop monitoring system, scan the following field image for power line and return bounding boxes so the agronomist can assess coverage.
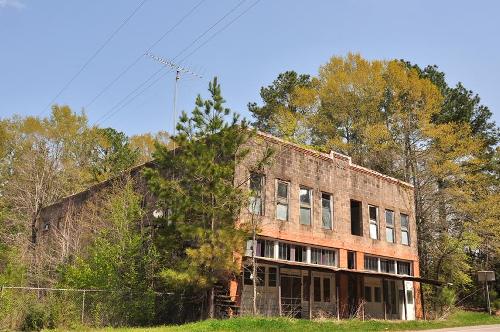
[179,0,261,64]
[93,66,169,125]
[38,0,149,116]
[84,0,207,110]
[95,0,261,127]
[171,0,247,62]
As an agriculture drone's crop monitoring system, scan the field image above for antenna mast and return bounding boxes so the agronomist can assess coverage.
[145,53,202,136]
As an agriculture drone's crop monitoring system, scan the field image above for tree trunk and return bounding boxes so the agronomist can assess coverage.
[208,193,216,319]
[31,206,41,244]
[252,228,257,315]
[208,287,215,318]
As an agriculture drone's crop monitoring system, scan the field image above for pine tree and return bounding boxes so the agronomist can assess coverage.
[144,78,257,318]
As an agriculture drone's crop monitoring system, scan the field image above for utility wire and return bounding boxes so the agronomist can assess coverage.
[94,0,255,126]
[85,0,207,110]
[179,0,261,64]
[94,66,171,125]
[38,0,149,116]
[97,67,174,125]
[171,0,247,62]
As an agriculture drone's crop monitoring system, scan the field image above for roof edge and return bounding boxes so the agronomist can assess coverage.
[255,131,414,189]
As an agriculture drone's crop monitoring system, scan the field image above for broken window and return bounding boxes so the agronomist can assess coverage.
[385,210,395,243]
[299,187,312,225]
[401,214,410,245]
[369,205,379,240]
[278,242,291,260]
[243,266,252,285]
[276,180,289,221]
[311,248,335,266]
[364,256,379,272]
[350,200,362,236]
[397,261,411,275]
[256,266,265,286]
[293,245,307,263]
[347,251,356,269]
[380,259,395,274]
[256,239,274,258]
[321,193,332,229]
[249,173,264,215]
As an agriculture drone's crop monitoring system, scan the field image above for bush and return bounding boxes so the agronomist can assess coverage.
[21,303,54,331]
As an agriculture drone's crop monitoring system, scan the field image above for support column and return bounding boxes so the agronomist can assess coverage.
[360,276,365,320]
[420,282,426,320]
[308,269,313,319]
[403,281,408,321]
[382,278,387,320]
[336,282,340,320]
[278,266,282,317]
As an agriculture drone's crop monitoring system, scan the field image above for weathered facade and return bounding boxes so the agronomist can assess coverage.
[234,133,424,320]
[36,132,430,320]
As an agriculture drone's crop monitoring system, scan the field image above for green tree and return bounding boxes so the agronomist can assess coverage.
[60,178,157,326]
[144,77,256,318]
[91,127,140,182]
[251,54,499,311]
[130,131,171,163]
[248,70,313,142]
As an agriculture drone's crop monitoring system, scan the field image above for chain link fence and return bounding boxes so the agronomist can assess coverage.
[0,286,171,331]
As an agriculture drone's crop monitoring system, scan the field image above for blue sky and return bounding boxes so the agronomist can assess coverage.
[1,0,499,136]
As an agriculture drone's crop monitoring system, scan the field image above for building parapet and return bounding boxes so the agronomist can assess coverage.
[256,131,414,189]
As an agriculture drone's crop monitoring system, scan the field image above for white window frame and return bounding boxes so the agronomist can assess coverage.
[299,186,312,225]
[249,173,264,215]
[276,180,289,221]
[401,213,410,245]
[385,210,395,243]
[321,192,333,229]
[364,255,379,272]
[369,205,379,240]
[310,247,337,267]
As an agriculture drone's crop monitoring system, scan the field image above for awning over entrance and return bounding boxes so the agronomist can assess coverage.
[244,256,442,286]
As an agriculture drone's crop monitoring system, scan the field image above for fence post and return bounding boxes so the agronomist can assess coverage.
[81,290,86,324]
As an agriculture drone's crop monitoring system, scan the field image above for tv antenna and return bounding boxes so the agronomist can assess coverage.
[145,52,203,136]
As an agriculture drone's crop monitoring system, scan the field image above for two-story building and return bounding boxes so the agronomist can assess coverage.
[233,132,432,320]
[36,131,437,320]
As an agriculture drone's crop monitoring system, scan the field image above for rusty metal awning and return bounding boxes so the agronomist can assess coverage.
[244,256,442,286]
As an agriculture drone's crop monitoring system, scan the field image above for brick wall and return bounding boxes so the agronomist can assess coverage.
[237,133,419,269]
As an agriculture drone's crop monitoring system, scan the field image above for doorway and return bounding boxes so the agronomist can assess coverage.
[280,275,302,318]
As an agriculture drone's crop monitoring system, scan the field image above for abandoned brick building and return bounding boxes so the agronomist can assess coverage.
[36,132,438,320]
